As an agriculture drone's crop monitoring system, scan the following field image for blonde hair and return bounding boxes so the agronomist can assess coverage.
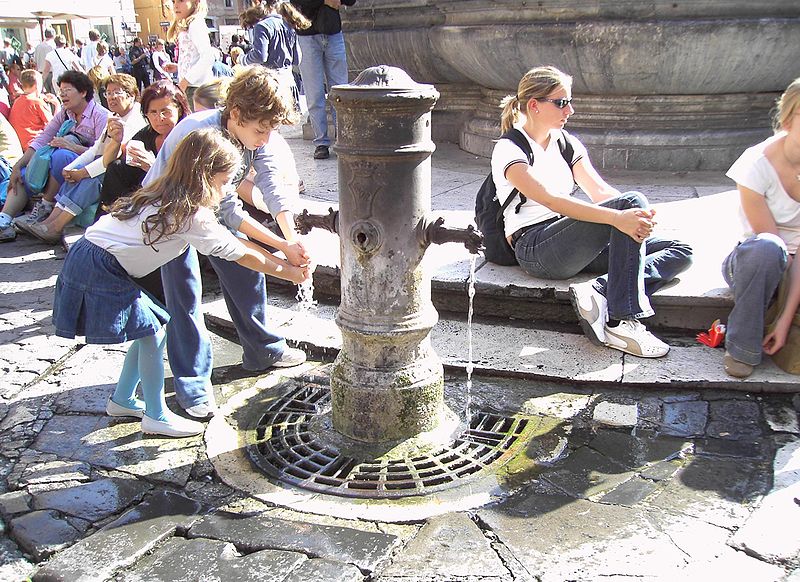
[222,65,299,128]
[19,69,41,89]
[193,77,229,111]
[167,0,208,43]
[111,127,241,247]
[229,46,244,66]
[775,77,800,132]
[239,2,310,31]
[499,66,573,134]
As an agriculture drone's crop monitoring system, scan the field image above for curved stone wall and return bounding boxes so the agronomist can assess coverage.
[342,0,800,170]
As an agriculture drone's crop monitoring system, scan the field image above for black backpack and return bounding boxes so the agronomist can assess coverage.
[475,128,575,266]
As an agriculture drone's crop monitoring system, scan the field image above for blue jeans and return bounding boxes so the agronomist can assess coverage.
[50,148,79,188]
[297,32,348,147]
[55,162,102,215]
[722,233,788,366]
[160,247,287,408]
[514,191,693,320]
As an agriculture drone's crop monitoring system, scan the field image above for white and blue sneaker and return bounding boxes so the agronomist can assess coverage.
[569,280,608,346]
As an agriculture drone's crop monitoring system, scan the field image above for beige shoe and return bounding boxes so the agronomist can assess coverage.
[723,352,754,378]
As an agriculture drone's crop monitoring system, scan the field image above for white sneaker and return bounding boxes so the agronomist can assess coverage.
[569,280,608,346]
[604,320,669,358]
[272,347,307,368]
[141,413,204,437]
[185,397,218,419]
[106,397,146,419]
[13,199,54,228]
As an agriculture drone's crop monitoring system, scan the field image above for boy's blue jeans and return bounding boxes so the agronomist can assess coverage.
[514,191,693,321]
[722,233,788,365]
[160,247,287,409]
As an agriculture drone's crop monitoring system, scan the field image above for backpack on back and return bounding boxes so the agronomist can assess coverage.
[474,128,575,266]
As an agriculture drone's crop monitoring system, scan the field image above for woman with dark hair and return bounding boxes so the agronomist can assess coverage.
[98,80,190,214]
[3,70,109,232]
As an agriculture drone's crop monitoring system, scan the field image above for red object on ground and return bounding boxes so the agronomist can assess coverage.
[697,319,726,348]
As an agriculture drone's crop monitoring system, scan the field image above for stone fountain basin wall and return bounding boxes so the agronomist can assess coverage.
[341,1,800,170]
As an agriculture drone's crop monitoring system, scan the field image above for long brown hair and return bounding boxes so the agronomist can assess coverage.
[166,0,208,42]
[239,1,310,31]
[111,128,241,247]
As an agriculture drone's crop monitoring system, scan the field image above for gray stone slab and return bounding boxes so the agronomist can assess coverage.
[19,459,92,487]
[11,509,81,561]
[120,537,307,582]
[588,429,688,471]
[379,512,507,579]
[674,545,786,581]
[188,511,399,572]
[706,399,762,439]
[695,438,769,459]
[32,477,151,522]
[730,437,800,563]
[640,459,682,482]
[0,537,35,582]
[32,490,204,582]
[592,401,638,427]
[33,415,199,487]
[647,456,770,530]
[661,400,708,437]
[478,494,709,581]
[540,445,633,499]
[283,558,364,582]
[0,490,31,518]
[598,476,659,506]
[762,402,800,434]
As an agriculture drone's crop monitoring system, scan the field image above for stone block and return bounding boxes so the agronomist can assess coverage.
[706,400,762,439]
[19,460,92,487]
[284,558,364,582]
[592,401,638,427]
[32,477,151,522]
[0,490,31,518]
[379,513,507,579]
[540,446,633,499]
[32,491,203,582]
[188,511,399,572]
[762,402,800,434]
[661,400,708,437]
[11,510,81,562]
[598,477,659,506]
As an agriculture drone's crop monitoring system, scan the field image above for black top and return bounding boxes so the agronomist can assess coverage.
[292,0,357,36]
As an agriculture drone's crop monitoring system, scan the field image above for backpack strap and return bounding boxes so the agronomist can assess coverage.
[498,128,534,217]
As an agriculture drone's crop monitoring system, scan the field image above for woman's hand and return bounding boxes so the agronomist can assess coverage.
[106,118,125,143]
[164,62,178,73]
[49,136,75,151]
[127,147,155,171]
[9,163,23,189]
[284,240,311,267]
[764,317,792,355]
[613,208,655,243]
[62,167,89,183]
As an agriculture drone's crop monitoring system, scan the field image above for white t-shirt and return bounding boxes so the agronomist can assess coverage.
[46,48,81,83]
[726,133,800,253]
[490,127,585,237]
[85,205,248,278]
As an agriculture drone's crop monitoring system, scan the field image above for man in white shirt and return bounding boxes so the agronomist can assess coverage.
[34,29,56,72]
[42,36,82,87]
[82,30,100,71]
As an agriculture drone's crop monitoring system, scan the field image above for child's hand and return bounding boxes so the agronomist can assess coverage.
[764,317,792,355]
[288,263,314,285]
[285,240,310,267]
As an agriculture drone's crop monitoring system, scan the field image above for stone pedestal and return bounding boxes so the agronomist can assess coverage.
[342,0,800,170]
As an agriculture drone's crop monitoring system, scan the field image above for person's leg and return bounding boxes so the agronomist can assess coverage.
[46,175,102,232]
[161,247,214,410]
[722,233,788,366]
[297,35,329,147]
[208,255,286,370]
[109,339,147,414]
[321,32,348,139]
[48,148,79,193]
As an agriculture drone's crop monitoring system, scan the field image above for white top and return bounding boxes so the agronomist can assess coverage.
[151,49,171,78]
[491,127,585,237]
[727,132,800,253]
[34,39,55,72]
[178,18,215,87]
[46,48,82,82]
[94,54,115,76]
[66,106,147,178]
[86,205,248,278]
[82,41,98,72]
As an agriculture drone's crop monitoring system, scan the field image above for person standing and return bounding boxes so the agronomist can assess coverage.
[163,0,214,107]
[82,29,101,73]
[42,35,83,87]
[150,39,172,81]
[291,0,356,160]
[128,38,151,92]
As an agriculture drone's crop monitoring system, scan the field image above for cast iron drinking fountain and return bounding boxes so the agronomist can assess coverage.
[230,66,543,511]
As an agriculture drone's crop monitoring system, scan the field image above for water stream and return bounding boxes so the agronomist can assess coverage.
[465,254,477,424]
[296,280,318,311]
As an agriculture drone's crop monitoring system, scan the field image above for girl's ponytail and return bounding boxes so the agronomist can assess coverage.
[278,2,311,30]
[499,95,520,134]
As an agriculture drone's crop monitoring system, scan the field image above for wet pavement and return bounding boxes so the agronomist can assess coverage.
[0,131,799,581]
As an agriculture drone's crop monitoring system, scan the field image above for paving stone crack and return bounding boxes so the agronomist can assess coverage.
[470,512,538,582]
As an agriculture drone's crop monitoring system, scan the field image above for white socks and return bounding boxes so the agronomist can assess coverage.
[0,213,12,228]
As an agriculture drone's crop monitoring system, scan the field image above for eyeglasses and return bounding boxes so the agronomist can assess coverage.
[540,97,573,109]
[106,90,131,98]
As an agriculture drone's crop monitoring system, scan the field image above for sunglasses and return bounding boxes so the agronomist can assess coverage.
[540,97,573,109]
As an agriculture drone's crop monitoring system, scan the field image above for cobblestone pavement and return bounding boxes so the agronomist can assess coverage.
[2,223,800,582]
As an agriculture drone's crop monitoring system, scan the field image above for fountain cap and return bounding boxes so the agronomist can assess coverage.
[333,65,439,100]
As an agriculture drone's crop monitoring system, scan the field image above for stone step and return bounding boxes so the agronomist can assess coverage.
[203,294,800,394]
[287,191,740,334]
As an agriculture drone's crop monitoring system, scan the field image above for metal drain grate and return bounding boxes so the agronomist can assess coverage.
[246,384,531,498]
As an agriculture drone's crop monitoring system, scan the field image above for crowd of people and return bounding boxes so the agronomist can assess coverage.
[0,0,797,437]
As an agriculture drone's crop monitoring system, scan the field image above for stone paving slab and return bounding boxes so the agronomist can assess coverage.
[32,490,204,582]
[187,510,400,571]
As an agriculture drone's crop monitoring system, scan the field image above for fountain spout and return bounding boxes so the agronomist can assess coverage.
[422,216,484,255]
[296,207,339,236]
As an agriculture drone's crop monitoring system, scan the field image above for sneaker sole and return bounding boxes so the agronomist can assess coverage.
[604,332,669,359]
[568,287,605,347]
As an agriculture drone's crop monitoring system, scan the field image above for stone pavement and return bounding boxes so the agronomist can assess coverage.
[0,131,798,581]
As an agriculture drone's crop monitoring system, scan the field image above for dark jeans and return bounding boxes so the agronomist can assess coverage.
[514,191,693,320]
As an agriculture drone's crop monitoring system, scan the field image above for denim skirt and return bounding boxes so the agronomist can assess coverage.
[53,238,170,344]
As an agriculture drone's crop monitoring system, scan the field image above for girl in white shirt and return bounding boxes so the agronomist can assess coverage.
[722,78,800,378]
[491,66,692,358]
[164,0,214,107]
[52,128,311,437]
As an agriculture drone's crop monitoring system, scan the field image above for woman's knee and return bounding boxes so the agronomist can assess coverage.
[734,234,787,277]
[619,190,649,210]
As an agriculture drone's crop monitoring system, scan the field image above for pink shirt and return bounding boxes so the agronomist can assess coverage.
[29,98,109,152]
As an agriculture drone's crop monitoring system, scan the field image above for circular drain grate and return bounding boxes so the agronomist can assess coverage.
[246,384,532,498]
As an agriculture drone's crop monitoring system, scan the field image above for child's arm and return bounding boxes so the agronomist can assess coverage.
[235,238,312,284]
[238,215,310,268]
[763,254,797,355]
